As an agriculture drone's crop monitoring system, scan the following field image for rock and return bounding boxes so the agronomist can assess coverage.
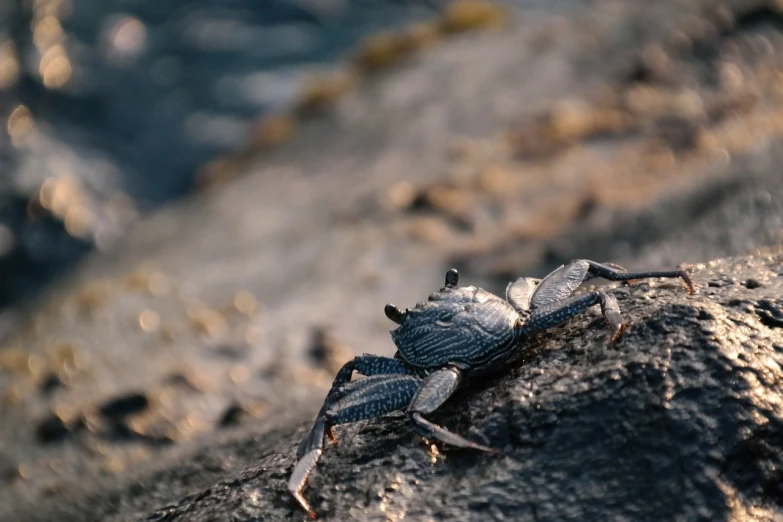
[161,372,207,393]
[35,411,82,444]
[2,0,783,519]
[307,326,353,374]
[38,373,65,395]
[217,403,249,428]
[98,392,150,420]
[0,454,18,484]
[218,401,270,429]
[15,252,783,521]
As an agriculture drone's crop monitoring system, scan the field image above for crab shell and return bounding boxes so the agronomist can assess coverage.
[390,285,522,370]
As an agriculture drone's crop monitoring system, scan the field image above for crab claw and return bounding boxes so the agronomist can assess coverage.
[289,449,322,519]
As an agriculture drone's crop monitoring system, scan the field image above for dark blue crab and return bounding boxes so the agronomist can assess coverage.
[289,259,694,517]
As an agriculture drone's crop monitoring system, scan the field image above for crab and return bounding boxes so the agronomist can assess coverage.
[289,259,694,518]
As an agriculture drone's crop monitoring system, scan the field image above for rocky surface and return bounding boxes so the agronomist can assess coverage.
[14,252,783,521]
[2,0,783,520]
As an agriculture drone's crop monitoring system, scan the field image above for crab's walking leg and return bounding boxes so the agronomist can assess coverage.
[581,260,694,293]
[531,259,692,310]
[523,291,625,346]
[289,374,421,518]
[298,355,414,457]
[582,262,626,282]
[408,366,498,453]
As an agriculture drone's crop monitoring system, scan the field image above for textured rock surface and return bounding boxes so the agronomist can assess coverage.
[18,252,783,521]
[3,0,783,520]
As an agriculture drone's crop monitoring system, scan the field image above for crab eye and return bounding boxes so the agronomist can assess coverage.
[384,304,406,324]
[445,268,459,287]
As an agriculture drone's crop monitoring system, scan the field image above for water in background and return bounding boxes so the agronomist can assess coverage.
[0,0,448,309]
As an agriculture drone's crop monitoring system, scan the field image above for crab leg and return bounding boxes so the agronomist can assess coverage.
[289,374,421,518]
[530,259,693,310]
[298,355,414,457]
[581,260,694,293]
[582,262,626,282]
[523,291,625,346]
[408,366,498,453]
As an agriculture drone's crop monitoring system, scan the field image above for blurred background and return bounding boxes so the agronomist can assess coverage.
[2,0,783,519]
[0,0,461,310]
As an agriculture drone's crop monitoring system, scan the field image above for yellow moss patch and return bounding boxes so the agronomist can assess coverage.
[249,115,297,149]
[294,70,357,117]
[353,32,409,72]
[196,0,510,191]
[440,0,509,34]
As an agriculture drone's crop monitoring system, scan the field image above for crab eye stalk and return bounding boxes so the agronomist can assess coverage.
[445,268,459,288]
[384,304,406,324]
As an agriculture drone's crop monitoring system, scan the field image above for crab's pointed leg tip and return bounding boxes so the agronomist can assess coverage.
[680,271,695,294]
[293,491,317,520]
[608,324,626,348]
[472,441,501,454]
[289,449,323,517]
[292,484,318,519]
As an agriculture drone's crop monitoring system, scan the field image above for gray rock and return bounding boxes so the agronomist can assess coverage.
[21,252,783,521]
[3,1,783,520]
[4,0,741,507]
